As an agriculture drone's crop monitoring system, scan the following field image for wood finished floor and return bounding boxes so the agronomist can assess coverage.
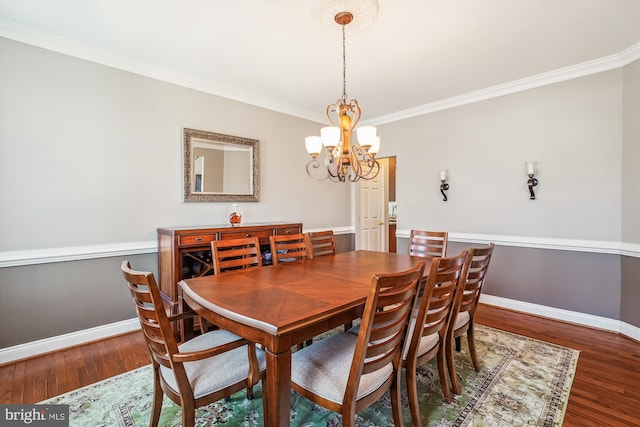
[1,304,639,426]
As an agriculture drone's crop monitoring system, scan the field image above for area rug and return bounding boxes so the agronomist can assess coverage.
[40,325,579,426]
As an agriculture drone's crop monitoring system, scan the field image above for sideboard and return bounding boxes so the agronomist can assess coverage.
[157,222,303,312]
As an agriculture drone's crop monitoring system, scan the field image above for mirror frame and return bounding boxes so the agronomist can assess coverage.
[183,128,260,202]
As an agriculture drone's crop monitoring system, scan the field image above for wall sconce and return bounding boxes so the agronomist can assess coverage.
[526,161,538,200]
[439,170,449,201]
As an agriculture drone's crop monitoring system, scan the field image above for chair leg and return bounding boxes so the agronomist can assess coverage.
[467,322,480,372]
[405,359,422,427]
[341,405,356,427]
[343,321,353,332]
[437,347,452,403]
[150,366,163,427]
[182,399,196,427]
[446,334,461,395]
[390,373,404,427]
[455,336,461,352]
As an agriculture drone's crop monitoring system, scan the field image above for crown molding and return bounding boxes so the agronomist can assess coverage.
[366,42,640,126]
[2,18,636,126]
[0,18,325,123]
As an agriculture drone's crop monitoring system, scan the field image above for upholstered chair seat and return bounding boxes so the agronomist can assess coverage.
[160,329,267,400]
[291,333,393,404]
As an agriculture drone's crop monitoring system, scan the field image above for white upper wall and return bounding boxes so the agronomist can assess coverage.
[622,60,640,244]
[0,38,350,251]
[1,37,638,253]
[377,68,626,242]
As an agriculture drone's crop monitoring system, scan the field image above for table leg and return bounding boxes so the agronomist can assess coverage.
[264,347,292,427]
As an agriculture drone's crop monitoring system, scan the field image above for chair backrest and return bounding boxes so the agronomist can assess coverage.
[120,260,178,370]
[452,243,494,321]
[307,230,337,259]
[408,230,448,258]
[211,237,262,274]
[269,233,310,265]
[406,250,469,354]
[346,262,425,401]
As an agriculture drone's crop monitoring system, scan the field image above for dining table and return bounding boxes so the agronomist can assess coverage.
[178,249,428,427]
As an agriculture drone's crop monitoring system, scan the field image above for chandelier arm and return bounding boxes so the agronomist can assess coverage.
[326,102,339,127]
[306,159,331,181]
[349,100,361,130]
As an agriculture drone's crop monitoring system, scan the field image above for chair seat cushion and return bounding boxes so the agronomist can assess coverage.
[402,316,440,360]
[454,311,470,331]
[291,332,393,405]
[160,329,266,399]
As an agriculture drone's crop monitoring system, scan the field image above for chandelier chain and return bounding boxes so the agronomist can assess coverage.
[341,22,347,103]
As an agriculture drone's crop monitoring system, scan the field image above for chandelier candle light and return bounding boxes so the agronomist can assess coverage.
[305,9,380,182]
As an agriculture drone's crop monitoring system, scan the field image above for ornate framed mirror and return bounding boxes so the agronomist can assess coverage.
[183,128,260,202]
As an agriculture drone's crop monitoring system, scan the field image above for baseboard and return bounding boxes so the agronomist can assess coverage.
[480,294,640,341]
[0,318,140,365]
[2,295,639,365]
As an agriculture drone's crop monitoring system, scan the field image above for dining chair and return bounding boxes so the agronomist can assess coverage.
[290,262,425,427]
[307,229,356,333]
[121,261,266,427]
[307,230,337,259]
[408,229,448,258]
[270,232,312,348]
[402,250,469,426]
[269,233,310,265]
[211,237,262,274]
[446,243,495,395]
[198,236,264,333]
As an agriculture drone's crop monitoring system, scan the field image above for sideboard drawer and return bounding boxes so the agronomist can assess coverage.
[220,229,273,240]
[275,225,302,236]
[179,233,217,246]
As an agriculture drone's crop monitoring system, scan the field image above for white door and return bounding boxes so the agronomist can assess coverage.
[356,163,386,251]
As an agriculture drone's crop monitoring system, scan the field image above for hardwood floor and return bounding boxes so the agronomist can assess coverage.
[1,304,639,426]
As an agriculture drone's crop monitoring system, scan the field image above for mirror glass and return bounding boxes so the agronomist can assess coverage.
[183,128,260,202]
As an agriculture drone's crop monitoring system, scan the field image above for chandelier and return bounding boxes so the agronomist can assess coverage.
[305,10,380,182]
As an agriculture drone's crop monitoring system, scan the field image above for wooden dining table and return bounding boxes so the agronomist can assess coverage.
[179,250,428,427]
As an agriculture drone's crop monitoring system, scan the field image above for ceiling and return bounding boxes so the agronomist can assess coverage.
[0,0,638,124]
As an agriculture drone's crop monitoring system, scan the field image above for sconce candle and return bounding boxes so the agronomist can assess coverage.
[440,170,447,181]
[527,162,535,175]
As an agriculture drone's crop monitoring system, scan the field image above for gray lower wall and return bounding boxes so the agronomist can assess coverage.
[621,256,640,326]
[2,234,637,349]
[447,242,621,319]
[0,253,156,347]
[0,234,354,348]
[397,238,637,325]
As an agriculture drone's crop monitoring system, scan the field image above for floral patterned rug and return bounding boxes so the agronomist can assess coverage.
[40,325,578,426]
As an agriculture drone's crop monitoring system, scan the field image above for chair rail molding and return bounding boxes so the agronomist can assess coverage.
[1,228,638,268]
[0,241,158,267]
[396,229,640,258]
[0,227,355,267]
